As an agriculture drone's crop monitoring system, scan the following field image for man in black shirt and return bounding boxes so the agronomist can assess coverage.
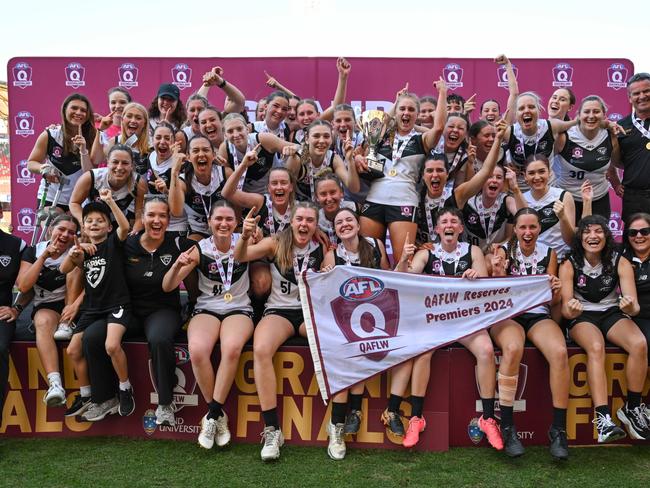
[616,72,650,224]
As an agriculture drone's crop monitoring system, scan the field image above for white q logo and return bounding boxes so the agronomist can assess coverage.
[122,70,133,82]
[447,71,459,83]
[20,167,30,179]
[16,70,27,81]
[350,303,390,339]
[21,215,32,227]
[611,70,623,83]
[176,71,187,83]
[18,118,30,130]
[556,70,568,82]
[69,70,80,81]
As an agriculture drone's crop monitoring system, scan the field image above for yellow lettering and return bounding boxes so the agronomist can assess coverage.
[236,394,260,438]
[355,399,384,443]
[282,396,312,441]
[306,374,319,396]
[274,352,304,395]
[566,397,591,440]
[234,352,256,394]
[605,353,627,396]
[0,391,31,433]
[365,375,382,399]
[35,391,62,432]
[7,354,21,389]
[317,403,332,441]
[27,347,48,390]
[568,353,589,397]
[62,353,80,389]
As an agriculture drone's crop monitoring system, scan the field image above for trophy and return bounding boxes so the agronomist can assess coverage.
[358,110,393,180]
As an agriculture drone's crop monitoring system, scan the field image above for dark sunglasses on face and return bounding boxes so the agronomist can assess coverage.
[627,227,650,237]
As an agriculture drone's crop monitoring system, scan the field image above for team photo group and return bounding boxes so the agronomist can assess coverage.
[1,55,650,463]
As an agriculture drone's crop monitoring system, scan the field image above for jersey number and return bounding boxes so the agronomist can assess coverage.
[212,284,223,296]
[569,170,585,180]
[280,280,292,294]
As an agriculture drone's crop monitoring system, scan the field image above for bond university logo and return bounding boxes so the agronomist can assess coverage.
[118,63,139,89]
[552,63,573,88]
[12,62,32,89]
[331,276,400,361]
[15,112,34,138]
[171,63,192,90]
[64,62,86,88]
[443,63,464,91]
[143,409,157,436]
[607,63,628,90]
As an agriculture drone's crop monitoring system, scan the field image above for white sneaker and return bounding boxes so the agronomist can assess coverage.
[327,422,346,460]
[215,412,231,447]
[43,382,66,406]
[53,322,73,340]
[155,404,176,426]
[81,397,119,422]
[260,426,284,461]
[198,414,217,449]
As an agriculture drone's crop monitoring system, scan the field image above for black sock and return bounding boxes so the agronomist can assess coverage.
[331,402,347,425]
[207,400,223,420]
[349,393,363,412]
[552,407,567,430]
[500,406,514,428]
[595,404,610,417]
[627,391,642,410]
[262,408,280,429]
[388,394,402,414]
[482,398,495,420]
[410,395,425,418]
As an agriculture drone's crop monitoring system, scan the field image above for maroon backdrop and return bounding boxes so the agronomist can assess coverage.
[7,56,633,240]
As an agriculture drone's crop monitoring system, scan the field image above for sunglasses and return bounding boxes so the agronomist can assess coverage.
[627,227,650,237]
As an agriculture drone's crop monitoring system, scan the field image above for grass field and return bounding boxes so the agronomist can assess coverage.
[2,437,648,488]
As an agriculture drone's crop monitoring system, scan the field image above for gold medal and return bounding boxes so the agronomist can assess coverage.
[646,142,650,150]
[389,168,398,177]
[224,292,233,303]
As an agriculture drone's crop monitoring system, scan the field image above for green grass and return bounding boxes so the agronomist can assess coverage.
[2,437,648,488]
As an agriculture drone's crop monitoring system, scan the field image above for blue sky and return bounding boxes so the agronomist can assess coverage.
[2,0,646,79]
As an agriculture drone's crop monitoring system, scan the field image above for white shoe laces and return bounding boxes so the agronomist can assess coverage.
[593,412,615,431]
[262,428,278,448]
[203,418,217,439]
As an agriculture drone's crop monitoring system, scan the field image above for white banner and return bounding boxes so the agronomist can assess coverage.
[298,266,552,401]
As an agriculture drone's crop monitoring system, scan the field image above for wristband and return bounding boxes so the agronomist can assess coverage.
[13,303,24,313]
[218,79,227,89]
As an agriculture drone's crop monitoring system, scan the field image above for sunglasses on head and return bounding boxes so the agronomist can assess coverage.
[627,227,650,237]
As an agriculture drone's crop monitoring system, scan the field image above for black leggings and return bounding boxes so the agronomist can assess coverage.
[0,321,16,421]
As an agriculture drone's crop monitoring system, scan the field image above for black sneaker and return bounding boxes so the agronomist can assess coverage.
[381,408,405,437]
[501,425,525,457]
[64,394,91,417]
[118,387,135,416]
[344,409,362,434]
[548,426,569,460]
[617,404,650,440]
[593,411,626,443]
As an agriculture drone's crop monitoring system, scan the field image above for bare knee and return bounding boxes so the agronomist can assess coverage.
[105,340,123,357]
[188,342,213,366]
[221,343,244,364]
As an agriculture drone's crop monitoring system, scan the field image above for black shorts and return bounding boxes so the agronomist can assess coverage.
[568,306,630,336]
[192,308,253,322]
[31,300,65,319]
[43,199,70,213]
[632,317,650,365]
[74,305,132,334]
[263,308,304,335]
[512,312,550,333]
[361,202,417,224]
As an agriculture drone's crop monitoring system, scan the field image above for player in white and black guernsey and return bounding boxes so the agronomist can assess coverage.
[252,91,292,167]
[503,92,577,190]
[235,201,332,461]
[416,119,508,245]
[61,193,135,422]
[519,155,575,258]
[168,135,232,239]
[27,94,97,210]
[491,207,570,459]
[0,220,27,425]
[220,113,298,195]
[332,104,369,205]
[315,172,357,249]
[395,207,501,451]
[468,120,508,173]
[560,215,649,442]
[162,201,253,450]
[428,113,472,188]
[554,96,617,222]
[18,215,83,407]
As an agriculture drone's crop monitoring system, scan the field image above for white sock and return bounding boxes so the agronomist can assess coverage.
[119,380,131,391]
[47,372,61,385]
[80,385,91,397]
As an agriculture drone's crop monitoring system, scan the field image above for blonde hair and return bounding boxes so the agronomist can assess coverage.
[274,201,319,274]
[121,102,150,156]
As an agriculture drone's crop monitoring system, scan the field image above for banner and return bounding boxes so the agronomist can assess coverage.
[299,267,551,400]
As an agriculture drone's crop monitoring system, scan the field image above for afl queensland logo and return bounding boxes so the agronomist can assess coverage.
[443,63,464,91]
[607,63,628,91]
[339,276,384,302]
[171,63,192,90]
[15,111,34,137]
[572,147,583,159]
[16,160,35,186]
[12,62,32,89]
[64,62,86,88]
[118,63,139,89]
[552,62,573,88]
[497,63,518,90]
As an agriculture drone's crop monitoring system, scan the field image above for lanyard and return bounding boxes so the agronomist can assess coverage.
[265,196,290,236]
[424,187,452,239]
[211,234,235,300]
[293,248,311,279]
[433,242,462,276]
[228,139,253,190]
[337,242,359,266]
[513,120,546,161]
[631,110,650,140]
[515,243,539,276]
[475,193,505,241]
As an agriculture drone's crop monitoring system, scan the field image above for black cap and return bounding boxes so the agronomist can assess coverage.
[157,83,180,101]
[82,201,111,220]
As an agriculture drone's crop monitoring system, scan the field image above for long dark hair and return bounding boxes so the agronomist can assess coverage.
[61,93,96,157]
[506,208,541,269]
[333,207,376,268]
[183,135,215,190]
[570,215,616,274]
[624,212,650,255]
[149,94,187,128]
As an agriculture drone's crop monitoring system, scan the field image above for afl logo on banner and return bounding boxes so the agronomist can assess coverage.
[65,62,86,88]
[118,63,139,89]
[443,63,464,91]
[14,112,34,137]
[171,63,192,90]
[12,62,32,89]
[496,64,518,89]
[331,276,400,361]
[607,63,628,90]
[608,113,623,122]
[552,63,573,88]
